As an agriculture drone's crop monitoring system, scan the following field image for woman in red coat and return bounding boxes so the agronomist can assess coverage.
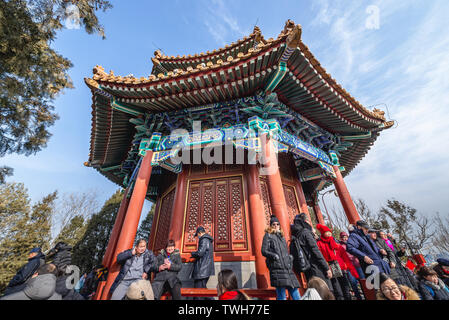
[316,224,353,300]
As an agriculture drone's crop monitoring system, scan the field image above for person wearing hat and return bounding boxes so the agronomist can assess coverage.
[316,224,353,300]
[3,247,46,296]
[262,215,301,300]
[346,220,390,278]
[290,213,332,288]
[434,258,449,287]
[190,226,215,298]
[125,279,154,300]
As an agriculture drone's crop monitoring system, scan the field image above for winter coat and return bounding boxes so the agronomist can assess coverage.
[340,240,361,269]
[152,248,182,298]
[346,228,390,275]
[374,238,396,264]
[433,264,449,287]
[110,249,157,294]
[0,274,62,300]
[51,243,72,272]
[290,222,329,279]
[418,279,449,300]
[219,290,250,300]
[4,252,46,295]
[261,228,300,288]
[317,237,359,279]
[376,285,420,300]
[55,275,85,300]
[191,233,215,280]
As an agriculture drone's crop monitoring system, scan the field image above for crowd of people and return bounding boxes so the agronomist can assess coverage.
[262,213,449,300]
[1,215,449,301]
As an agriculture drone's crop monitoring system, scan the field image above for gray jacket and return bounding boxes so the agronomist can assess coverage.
[1,274,62,300]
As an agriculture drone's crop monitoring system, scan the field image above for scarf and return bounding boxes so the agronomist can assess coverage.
[423,278,446,291]
[219,291,239,300]
[384,238,395,251]
[319,236,340,261]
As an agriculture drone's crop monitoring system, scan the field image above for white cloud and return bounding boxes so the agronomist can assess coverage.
[311,1,449,216]
[201,0,249,46]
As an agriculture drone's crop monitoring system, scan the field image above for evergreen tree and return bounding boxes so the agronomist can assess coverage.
[379,199,431,254]
[0,0,112,183]
[0,183,57,293]
[72,190,123,274]
[53,214,87,247]
[135,204,155,243]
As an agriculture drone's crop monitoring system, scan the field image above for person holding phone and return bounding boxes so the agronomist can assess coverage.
[152,240,182,300]
[110,239,157,300]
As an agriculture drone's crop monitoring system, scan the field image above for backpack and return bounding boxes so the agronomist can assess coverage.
[290,235,311,273]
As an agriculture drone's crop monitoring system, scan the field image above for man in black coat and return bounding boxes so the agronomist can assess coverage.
[190,226,215,297]
[290,213,332,288]
[3,247,46,296]
[47,242,72,273]
[110,239,157,300]
[152,240,182,300]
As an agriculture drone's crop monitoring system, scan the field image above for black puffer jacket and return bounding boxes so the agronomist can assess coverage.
[48,242,72,272]
[191,234,215,280]
[262,228,300,288]
[153,249,182,287]
[55,275,85,300]
[4,252,46,295]
[291,222,329,279]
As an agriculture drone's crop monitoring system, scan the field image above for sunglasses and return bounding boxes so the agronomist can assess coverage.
[272,223,280,226]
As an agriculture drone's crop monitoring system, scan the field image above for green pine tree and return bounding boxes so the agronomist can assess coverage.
[72,190,123,273]
[135,204,155,243]
[0,0,112,183]
[0,183,57,293]
[53,215,87,247]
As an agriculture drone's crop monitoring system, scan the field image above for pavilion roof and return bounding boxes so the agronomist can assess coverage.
[84,20,393,192]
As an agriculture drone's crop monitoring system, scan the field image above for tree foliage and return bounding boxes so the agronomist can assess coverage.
[379,199,432,254]
[0,182,57,292]
[72,189,123,274]
[135,203,155,243]
[0,0,112,183]
[431,213,449,255]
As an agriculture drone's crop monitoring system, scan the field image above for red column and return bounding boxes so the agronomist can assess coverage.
[260,134,291,241]
[100,151,153,300]
[313,197,326,225]
[245,164,270,289]
[332,165,360,225]
[92,188,130,300]
[294,179,312,223]
[168,168,188,250]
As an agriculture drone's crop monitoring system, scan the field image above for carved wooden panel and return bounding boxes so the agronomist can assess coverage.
[154,188,175,251]
[283,184,299,224]
[230,179,247,250]
[259,178,272,228]
[183,183,201,251]
[183,176,247,253]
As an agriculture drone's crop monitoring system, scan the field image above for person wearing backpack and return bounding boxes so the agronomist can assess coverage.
[290,214,332,289]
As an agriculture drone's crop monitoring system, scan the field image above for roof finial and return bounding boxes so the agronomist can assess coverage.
[286,24,302,49]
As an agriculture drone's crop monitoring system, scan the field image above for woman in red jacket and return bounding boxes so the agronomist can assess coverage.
[316,224,353,300]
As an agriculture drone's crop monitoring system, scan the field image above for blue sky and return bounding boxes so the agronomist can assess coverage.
[2,0,449,225]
